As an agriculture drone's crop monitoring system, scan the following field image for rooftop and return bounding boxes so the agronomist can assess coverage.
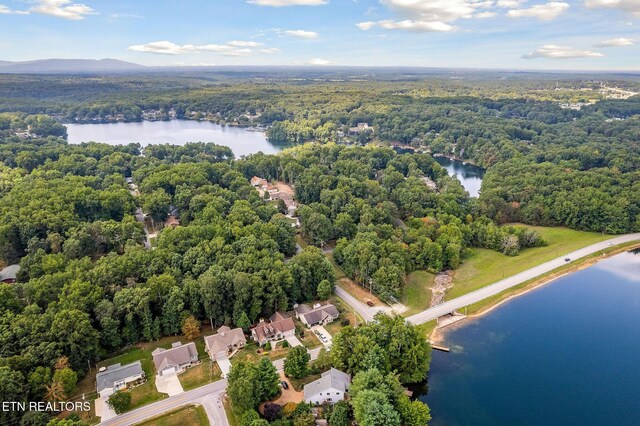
[96,361,143,393]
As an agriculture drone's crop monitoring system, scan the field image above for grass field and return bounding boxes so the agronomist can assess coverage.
[178,362,222,391]
[137,405,209,426]
[402,271,435,315]
[448,225,611,300]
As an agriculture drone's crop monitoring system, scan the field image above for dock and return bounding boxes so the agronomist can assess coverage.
[432,344,450,352]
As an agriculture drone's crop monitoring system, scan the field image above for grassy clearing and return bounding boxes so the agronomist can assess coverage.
[287,373,322,392]
[178,362,222,391]
[137,405,210,426]
[232,341,289,364]
[448,226,611,300]
[402,271,435,315]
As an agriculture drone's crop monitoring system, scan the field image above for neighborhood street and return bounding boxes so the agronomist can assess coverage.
[334,286,379,323]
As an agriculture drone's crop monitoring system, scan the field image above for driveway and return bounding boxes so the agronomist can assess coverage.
[217,357,232,378]
[155,373,183,396]
[311,325,332,349]
[273,371,303,405]
[95,396,116,422]
[285,335,303,348]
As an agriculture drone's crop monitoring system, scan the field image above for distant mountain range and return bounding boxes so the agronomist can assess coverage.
[0,58,146,74]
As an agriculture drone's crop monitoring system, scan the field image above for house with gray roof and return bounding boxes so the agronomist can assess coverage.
[304,368,351,405]
[295,303,340,328]
[0,264,20,283]
[151,342,199,376]
[96,361,145,397]
[204,326,247,361]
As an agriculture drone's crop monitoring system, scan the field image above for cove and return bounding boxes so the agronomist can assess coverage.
[414,251,640,426]
[433,156,485,197]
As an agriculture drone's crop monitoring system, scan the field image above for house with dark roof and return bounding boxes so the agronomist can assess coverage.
[96,361,145,397]
[304,368,351,405]
[294,303,340,328]
[251,312,296,346]
[151,342,199,376]
[204,326,247,361]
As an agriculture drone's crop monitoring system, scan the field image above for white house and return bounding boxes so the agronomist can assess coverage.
[304,368,351,405]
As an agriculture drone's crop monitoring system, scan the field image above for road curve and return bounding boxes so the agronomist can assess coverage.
[406,233,640,325]
[334,286,379,323]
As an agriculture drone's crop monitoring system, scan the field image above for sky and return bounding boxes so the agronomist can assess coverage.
[0,0,638,70]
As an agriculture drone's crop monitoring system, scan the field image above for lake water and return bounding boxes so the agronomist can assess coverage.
[434,157,485,197]
[415,251,640,426]
[66,120,288,157]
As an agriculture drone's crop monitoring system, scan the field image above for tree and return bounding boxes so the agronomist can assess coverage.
[181,315,200,340]
[52,367,77,397]
[162,286,184,335]
[107,391,132,414]
[28,366,53,399]
[44,380,66,403]
[329,400,352,426]
[317,279,333,300]
[293,411,316,426]
[235,311,252,332]
[284,346,310,379]
[0,366,28,426]
[288,247,335,302]
[227,362,259,412]
[255,357,280,401]
[351,389,401,426]
[263,403,282,422]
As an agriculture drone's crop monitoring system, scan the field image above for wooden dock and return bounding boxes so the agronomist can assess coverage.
[432,344,450,352]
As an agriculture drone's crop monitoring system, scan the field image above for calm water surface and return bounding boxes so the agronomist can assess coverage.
[434,157,485,197]
[415,251,640,426]
[66,120,288,157]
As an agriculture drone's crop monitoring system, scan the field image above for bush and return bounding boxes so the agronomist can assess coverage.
[340,318,350,326]
[107,391,132,414]
[263,403,282,422]
[264,342,272,351]
[282,340,289,348]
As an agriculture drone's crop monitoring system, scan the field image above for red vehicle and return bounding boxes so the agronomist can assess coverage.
[366,300,374,307]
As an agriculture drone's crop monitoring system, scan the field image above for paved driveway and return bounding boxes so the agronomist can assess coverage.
[95,396,116,421]
[311,325,332,349]
[155,373,184,396]
[217,357,232,378]
[285,335,303,348]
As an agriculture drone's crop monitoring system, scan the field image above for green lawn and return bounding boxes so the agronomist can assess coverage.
[178,362,222,391]
[137,405,209,426]
[448,225,611,300]
[402,271,435,315]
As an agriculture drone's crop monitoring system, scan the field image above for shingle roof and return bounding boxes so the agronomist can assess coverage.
[300,304,339,325]
[204,327,247,355]
[304,368,351,397]
[0,264,20,282]
[151,342,198,372]
[96,361,143,393]
[251,314,296,342]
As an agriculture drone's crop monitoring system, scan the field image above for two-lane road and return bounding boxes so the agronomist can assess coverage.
[406,233,640,325]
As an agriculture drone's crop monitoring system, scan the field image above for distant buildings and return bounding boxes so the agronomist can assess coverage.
[304,368,351,405]
[151,342,199,376]
[96,362,145,397]
[294,303,340,328]
[348,123,374,135]
[251,312,296,346]
[0,264,19,283]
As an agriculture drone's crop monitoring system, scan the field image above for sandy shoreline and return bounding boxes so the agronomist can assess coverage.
[429,242,640,344]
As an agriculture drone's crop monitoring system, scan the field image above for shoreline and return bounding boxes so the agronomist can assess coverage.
[429,242,640,343]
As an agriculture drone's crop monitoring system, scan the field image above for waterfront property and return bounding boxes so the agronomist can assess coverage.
[294,303,340,328]
[151,342,199,376]
[251,312,296,346]
[304,368,351,405]
[96,361,145,397]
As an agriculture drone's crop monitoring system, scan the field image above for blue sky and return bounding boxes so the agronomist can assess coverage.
[0,0,638,70]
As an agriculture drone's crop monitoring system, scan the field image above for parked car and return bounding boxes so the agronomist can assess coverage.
[366,300,374,307]
[564,258,571,262]
[280,381,289,390]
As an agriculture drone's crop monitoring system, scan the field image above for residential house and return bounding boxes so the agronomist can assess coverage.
[151,342,199,376]
[294,304,340,328]
[165,215,180,229]
[0,264,19,283]
[96,361,145,397]
[348,123,374,135]
[251,312,296,346]
[304,368,351,405]
[250,176,268,188]
[204,326,247,361]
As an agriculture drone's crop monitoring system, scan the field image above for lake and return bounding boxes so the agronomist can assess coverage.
[66,120,289,157]
[415,251,640,426]
[434,156,485,197]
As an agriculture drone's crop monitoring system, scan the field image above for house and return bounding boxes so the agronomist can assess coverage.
[251,176,268,188]
[304,368,351,405]
[165,215,180,229]
[348,123,374,135]
[0,264,20,283]
[96,361,145,397]
[251,312,296,346]
[151,342,199,376]
[204,326,247,361]
[294,304,340,328]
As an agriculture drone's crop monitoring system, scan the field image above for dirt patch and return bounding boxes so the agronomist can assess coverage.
[430,271,453,307]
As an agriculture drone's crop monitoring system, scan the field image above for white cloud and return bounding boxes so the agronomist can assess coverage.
[496,0,524,7]
[357,19,455,32]
[357,0,498,33]
[247,0,327,6]
[585,0,640,17]
[128,40,276,57]
[523,44,604,59]
[283,29,319,39]
[595,37,635,47]
[30,0,96,20]
[259,48,281,54]
[308,57,332,65]
[507,2,569,20]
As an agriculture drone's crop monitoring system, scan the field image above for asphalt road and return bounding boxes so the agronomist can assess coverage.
[334,286,379,322]
[406,233,640,325]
